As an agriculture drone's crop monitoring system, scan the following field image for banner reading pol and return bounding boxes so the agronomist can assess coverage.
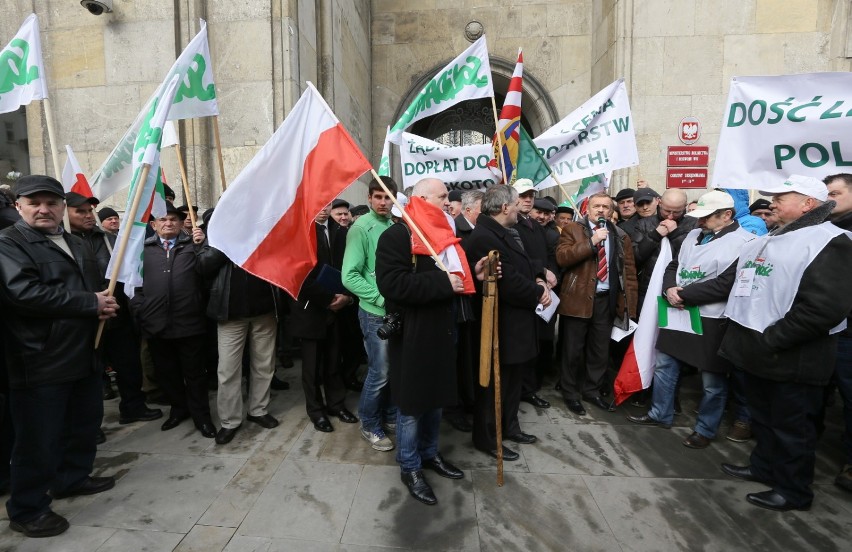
[712,72,852,190]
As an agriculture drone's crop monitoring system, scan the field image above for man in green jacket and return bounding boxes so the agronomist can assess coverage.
[342,176,398,452]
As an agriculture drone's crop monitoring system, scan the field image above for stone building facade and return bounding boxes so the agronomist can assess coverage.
[2,0,851,206]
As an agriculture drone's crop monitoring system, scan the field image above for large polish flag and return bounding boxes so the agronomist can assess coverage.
[61,145,94,197]
[207,82,372,299]
[613,237,672,405]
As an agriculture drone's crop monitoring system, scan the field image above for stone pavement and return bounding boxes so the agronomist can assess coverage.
[0,366,850,552]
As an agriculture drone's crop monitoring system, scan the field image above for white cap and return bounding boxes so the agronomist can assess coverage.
[513,178,535,194]
[391,192,409,217]
[686,190,735,218]
[758,174,828,201]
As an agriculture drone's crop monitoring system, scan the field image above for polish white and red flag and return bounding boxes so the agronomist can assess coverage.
[613,237,672,405]
[207,82,371,298]
[61,145,94,197]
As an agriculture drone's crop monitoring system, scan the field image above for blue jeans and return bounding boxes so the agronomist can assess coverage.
[728,367,751,424]
[357,308,397,434]
[694,372,728,439]
[396,408,441,472]
[836,335,852,463]
[648,352,681,426]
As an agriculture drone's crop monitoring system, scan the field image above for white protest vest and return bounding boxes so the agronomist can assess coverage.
[725,222,851,333]
[676,226,756,318]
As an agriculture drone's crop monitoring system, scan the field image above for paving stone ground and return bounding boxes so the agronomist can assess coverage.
[1,363,849,552]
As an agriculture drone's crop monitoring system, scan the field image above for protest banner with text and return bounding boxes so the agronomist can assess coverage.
[712,72,852,189]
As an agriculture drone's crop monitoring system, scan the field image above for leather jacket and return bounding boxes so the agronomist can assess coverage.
[0,221,102,389]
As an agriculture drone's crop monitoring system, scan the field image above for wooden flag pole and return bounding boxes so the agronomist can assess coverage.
[94,163,154,348]
[173,144,197,228]
[493,283,504,487]
[548,169,579,211]
[212,116,228,192]
[490,96,508,185]
[369,168,449,273]
[41,98,72,229]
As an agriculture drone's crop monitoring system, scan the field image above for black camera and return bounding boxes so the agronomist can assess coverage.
[376,312,403,340]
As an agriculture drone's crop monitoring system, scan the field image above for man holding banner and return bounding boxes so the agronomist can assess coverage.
[719,175,852,511]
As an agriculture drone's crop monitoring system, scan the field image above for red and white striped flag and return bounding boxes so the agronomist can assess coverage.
[61,145,94,197]
[207,83,372,298]
[488,49,523,183]
[613,238,672,405]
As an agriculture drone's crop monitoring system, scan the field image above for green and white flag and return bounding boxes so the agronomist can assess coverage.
[0,14,48,114]
[387,36,493,145]
[377,126,391,176]
[106,75,181,298]
[571,172,609,204]
[91,19,219,201]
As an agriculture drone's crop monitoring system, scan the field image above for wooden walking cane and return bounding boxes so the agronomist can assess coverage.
[479,250,503,486]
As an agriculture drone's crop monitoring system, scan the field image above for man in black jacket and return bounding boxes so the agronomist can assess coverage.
[719,175,852,511]
[66,192,161,426]
[826,173,852,493]
[464,185,551,461]
[630,188,696,305]
[287,206,357,433]
[131,203,216,439]
[0,176,118,538]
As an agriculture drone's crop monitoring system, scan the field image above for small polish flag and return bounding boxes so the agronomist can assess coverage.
[61,145,94,197]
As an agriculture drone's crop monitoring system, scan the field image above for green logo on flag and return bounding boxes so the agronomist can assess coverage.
[134,98,163,162]
[391,56,489,134]
[173,54,216,104]
[0,39,39,96]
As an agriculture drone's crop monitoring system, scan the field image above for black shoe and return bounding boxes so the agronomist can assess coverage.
[445,415,473,433]
[215,426,240,444]
[746,490,810,511]
[9,510,69,538]
[102,384,117,400]
[721,463,772,485]
[270,376,290,390]
[626,413,671,429]
[53,476,115,499]
[583,395,615,412]
[565,399,586,415]
[313,416,334,432]
[247,413,279,429]
[476,444,520,462]
[96,428,106,445]
[119,407,163,425]
[401,470,437,505]
[161,414,189,431]
[521,394,551,409]
[505,432,537,444]
[197,422,217,438]
[422,453,464,479]
[278,356,294,369]
[328,408,358,424]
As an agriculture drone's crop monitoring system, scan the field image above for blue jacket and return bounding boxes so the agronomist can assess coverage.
[724,188,767,236]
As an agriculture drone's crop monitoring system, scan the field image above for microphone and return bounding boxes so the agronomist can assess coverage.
[597,217,607,229]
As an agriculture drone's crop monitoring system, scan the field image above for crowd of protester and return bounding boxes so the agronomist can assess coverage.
[0,171,850,536]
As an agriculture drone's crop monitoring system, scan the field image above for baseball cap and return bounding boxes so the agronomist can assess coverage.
[759,174,828,201]
[65,191,100,207]
[615,188,636,202]
[633,188,660,204]
[687,190,735,218]
[513,178,535,195]
[15,175,65,199]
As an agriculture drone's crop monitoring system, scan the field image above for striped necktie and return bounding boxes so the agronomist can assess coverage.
[596,242,607,282]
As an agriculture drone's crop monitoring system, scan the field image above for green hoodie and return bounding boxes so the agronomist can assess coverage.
[341,210,393,316]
